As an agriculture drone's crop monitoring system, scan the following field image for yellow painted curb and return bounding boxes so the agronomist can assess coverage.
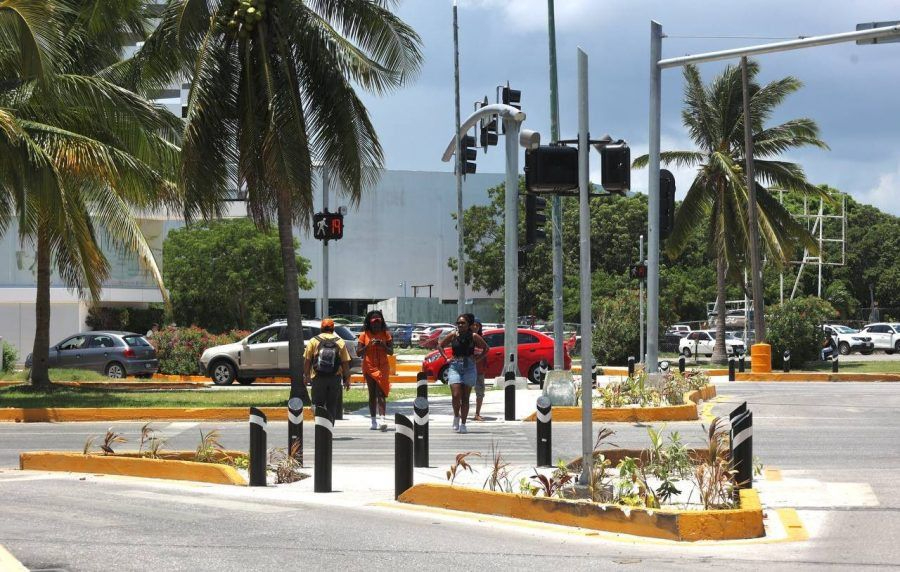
[0,406,317,423]
[399,484,764,542]
[523,385,716,423]
[597,366,644,376]
[735,372,900,382]
[0,544,27,572]
[19,451,247,486]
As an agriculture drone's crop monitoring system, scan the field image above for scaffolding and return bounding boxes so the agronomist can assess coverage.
[782,192,847,302]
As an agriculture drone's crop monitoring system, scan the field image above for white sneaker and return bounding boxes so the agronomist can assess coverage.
[370,418,378,430]
[458,424,468,434]
[452,416,460,432]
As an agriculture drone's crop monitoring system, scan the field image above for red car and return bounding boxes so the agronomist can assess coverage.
[421,328,571,385]
[418,327,454,350]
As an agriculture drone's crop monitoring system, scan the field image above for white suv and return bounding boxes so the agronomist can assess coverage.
[822,325,874,355]
[859,323,900,354]
[679,330,745,357]
[199,320,362,385]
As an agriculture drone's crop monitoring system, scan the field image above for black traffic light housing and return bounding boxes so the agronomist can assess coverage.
[501,85,521,111]
[600,143,630,194]
[478,97,498,151]
[313,211,344,241]
[660,169,676,240]
[459,134,477,175]
[524,145,579,194]
[524,193,547,247]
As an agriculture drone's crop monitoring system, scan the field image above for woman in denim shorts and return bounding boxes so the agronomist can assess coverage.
[439,314,488,434]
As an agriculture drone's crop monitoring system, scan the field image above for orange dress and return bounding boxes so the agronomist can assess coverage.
[359,330,392,397]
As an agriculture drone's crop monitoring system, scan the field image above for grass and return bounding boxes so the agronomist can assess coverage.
[1,368,110,382]
[0,385,452,409]
[801,360,900,374]
[394,347,429,356]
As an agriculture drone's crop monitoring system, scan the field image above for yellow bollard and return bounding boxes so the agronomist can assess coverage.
[750,343,771,373]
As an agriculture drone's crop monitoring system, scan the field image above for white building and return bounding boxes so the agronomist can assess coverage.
[0,169,505,361]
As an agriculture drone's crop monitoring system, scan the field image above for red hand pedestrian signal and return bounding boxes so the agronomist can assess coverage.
[313,212,344,241]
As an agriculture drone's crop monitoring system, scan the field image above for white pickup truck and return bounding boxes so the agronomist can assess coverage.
[822,324,875,355]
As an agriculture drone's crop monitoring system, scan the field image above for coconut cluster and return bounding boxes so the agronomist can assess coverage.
[225,0,266,37]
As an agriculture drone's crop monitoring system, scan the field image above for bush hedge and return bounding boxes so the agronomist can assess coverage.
[150,326,249,375]
[765,296,837,366]
[2,341,18,373]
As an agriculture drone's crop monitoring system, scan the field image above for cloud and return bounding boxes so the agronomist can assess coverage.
[855,161,900,216]
[458,0,604,33]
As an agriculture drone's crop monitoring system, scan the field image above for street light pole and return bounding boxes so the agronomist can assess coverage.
[576,48,593,485]
[646,21,663,374]
[452,0,466,315]
[639,234,645,363]
[547,0,565,369]
[503,116,521,376]
[322,167,329,317]
[741,56,766,342]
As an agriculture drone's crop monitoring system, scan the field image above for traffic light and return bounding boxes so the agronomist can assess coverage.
[660,169,676,240]
[524,193,547,247]
[501,85,521,111]
[478,97,498,151]
[630,263,647,280]
[312,211,344,241]
[600,143,630,193]
[459,134,476,175]
[524,145,579,194]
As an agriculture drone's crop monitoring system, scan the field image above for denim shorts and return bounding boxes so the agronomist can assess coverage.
[447,357,477,386]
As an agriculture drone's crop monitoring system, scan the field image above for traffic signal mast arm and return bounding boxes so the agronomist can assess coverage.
[441,103,526,163]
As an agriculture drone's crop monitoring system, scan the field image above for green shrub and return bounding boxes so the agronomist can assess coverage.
[766,296,837,366]
[591,291,641,366]
[150,326,249,375]
[2,341,18,373]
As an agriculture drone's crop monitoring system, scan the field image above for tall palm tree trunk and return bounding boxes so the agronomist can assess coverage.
[276,191,310,404]
[30,226,52,389]
[711,253,728,364]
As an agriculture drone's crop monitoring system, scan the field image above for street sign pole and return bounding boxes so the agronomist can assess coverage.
[547,0,565,370]
[503,116,520,376]
[577,48,593,486]
[322,168,329,318]
[639,234,645,364]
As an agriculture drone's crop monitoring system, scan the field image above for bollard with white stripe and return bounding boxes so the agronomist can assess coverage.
[314,406,334,493]
[416,371,428,400]
[783,350,791,373]
[287,397,303,465]
[627,356,635,378]
[678,355,686,374]
[394,413,414,499]
[728,356,736,382]
[413,396,429,468]
[832,356,839,373]
[249,407,268,487]
[729,402,753,489]
[504,370,516,421]
[536,396,552,467]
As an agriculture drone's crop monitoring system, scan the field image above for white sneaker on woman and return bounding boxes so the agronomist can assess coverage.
[458,424,468,434]
[452,416,460,432]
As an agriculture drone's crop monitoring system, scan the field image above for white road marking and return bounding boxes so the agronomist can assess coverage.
[112,490,296,513]
[757,478,879,508]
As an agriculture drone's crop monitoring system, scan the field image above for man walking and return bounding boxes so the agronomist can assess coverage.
[304,318,351,421]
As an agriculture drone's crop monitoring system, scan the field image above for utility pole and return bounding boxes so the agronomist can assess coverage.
[646,21,662,374]
[740,56,766,342]
[322,167,329,317]
[452,0,466,315]
[547,0,565,369]
[576,48,592,486]
[639,235,645,363]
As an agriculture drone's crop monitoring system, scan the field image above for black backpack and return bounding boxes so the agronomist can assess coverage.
[313,335,341,374]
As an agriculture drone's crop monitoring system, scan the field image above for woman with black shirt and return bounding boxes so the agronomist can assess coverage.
[438,313,488,434]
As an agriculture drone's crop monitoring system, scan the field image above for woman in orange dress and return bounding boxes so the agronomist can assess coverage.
[357,310,393,431]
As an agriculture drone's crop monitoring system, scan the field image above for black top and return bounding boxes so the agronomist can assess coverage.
[451,331,475,357]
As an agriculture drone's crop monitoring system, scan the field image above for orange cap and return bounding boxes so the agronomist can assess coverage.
[321,318,335,329]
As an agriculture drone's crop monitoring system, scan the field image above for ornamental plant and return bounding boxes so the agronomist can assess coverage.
[150,326,248,375]
[766,296,837,366]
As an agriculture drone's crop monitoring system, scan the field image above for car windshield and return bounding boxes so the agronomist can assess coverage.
[724,332,739,339]
[833,326,855,333]
[334,326,356,341]
[123,335,150,347]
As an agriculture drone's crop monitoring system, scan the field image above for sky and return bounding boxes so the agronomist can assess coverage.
[357,0,900,215]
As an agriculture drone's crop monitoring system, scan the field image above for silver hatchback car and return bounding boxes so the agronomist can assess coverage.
[199,320,362,385]
[25,331,159,378]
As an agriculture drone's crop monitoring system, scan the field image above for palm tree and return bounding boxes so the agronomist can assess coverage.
[634,61,828,363]
[122,0,423,401]
[1,1,181,388]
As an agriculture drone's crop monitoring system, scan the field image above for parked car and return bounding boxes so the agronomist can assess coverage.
[389,324,414,348]
[822,324,874,355]
[420,328,572,385]
[859,323,900,354]
[418,327,455,350]
[679,330,745,357]
[666,324,692,336]
[411,323,452,346]
[24,331,158,378]
[199,320,362,385]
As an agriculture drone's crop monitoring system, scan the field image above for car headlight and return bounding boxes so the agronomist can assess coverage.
[424,353,440,364]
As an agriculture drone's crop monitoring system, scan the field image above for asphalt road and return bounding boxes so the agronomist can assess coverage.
[1,382,898,570]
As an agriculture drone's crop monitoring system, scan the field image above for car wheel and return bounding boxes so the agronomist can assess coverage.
[681,347,692,358]
[105,362,126,379]
[528,361,549,388]
[887,350,895,355]
[237,377,255,386]
[438,365,449,385]
[895,341,900,353]
[839,342,851,356]
[211,360,236,385]
[861,350,873,355]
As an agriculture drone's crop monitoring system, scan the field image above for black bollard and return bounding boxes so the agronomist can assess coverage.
[413,396,429,468]
[678,355,686,374]
[416,371,428,400]
[394,413,414,499]
[730,409,753,489]
[627,356,635,377]
[739,353,746,373]
[504,370,516,421]
[287,397,304,465]
[249,407,267,487]
[729,401,747,425]
[783,350,791,373]
[728,356,736,382]
[335,382,344,421]
[536,396,552,467]
[314,406,333,493]
[832,356,839,373]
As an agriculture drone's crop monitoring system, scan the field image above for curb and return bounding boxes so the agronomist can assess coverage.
[523,385,716,423]
[0,545,27,572]
[735,372,900,382]
[19,451,246,486]
[398,483,764,542]
[0,406,317,423]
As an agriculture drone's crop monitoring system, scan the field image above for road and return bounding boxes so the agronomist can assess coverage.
[1,382,898,570]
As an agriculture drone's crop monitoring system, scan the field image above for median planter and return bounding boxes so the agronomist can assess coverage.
[0,406,316,423]
[19,451,247,486]
[399,483,763,542]
[524,385,716,423]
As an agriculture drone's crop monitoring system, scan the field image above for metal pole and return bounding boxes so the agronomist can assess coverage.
[503,117,520,377]
[647,22,662,374]
[639,235,645,363]
[547,0,565,369]
[322,168,329,317]
[452,0,465,315]
[741,57,766,343]
[576,48,592,486]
